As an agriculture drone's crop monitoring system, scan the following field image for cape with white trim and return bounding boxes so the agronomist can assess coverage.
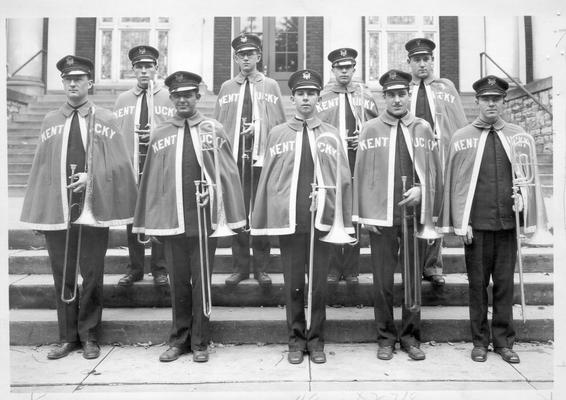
[113,83,175,180]
[440,117,538,235]
[132,112,246,236]
[317,82,379,148]
[213,71,286,164]
[250,117,354,236]
[20,101,138,230]
[409,76,468,164]
[352,111,442,227]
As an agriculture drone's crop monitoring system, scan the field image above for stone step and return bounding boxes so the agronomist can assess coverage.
[8,272,553,310]
[8,173,30,186]
[8,246,554,275]
[9,305,553,345]
[8,163,33,173]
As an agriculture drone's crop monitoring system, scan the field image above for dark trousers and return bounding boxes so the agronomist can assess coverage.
[422,237,443,278]
[464,229,517,349]
[328,224,360,278]
[126,223,167,277]
[369,226,422,348]
[44,226,109,343]
[232,164,270,275]
[279,231,329,352]
[162,235,217,351]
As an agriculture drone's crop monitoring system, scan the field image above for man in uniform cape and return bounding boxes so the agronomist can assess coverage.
[317,47,379,285]
[20,55,138,360]
[113,45,175,287]
[214,32,286,288]
[440,75,539,364]
[406,37,468,288]
[252,69,354,365]
[353,69,442,361]
[133,71,246,363]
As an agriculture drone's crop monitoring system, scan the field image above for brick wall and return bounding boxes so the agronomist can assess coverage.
[439,16,459,91]
[213,17,232,94]
[305,17,324,73]
[501,77,553,152]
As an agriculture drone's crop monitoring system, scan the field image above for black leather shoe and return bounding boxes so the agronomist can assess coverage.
[153,273,169,287]
[225,273,248,287]
[377,345,394,360]
[118,273,143,287]
[495,347,520,364]
[82,341,100,359]
[254,272,272,288]
[327,273,339,284]
[424,275,445,287]
[47,342,81,360]
[288,350,304,364]
[345,275,359,285]
[471,346,488,362]
[193,349,209,363]
[159,346,185,362]
[402,345,426,361]
[310,350,326,364]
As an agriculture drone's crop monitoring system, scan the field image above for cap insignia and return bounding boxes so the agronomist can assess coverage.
[389,71,397,80]
[66,56,74,66]
[488,78,496,86]
[340,49,347,57]
[302,71,311,80]
[416,40,421,46]
[240,35,248,43]
[175,73,184,82]
[139,47,146,55]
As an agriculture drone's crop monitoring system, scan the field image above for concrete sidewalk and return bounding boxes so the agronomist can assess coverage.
[9,342,553,398]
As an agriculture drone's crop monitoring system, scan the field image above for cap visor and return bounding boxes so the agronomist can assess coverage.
[133,58,157,64]
[171,86,198,93]
[477,90,505,96]
[382,84,409,91]
[61,70,89,77]
[409,50,432,56]
[236,46,259,53]
[332,60,356,67]
[293,84,320,91]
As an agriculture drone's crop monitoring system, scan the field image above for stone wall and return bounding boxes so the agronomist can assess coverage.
[6,88,33,120]
[501,76,553,153]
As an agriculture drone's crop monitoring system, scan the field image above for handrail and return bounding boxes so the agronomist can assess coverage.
[10,49,46,78]
[480,52,552,118]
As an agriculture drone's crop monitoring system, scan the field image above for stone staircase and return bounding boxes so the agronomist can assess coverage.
[8,89,554,346]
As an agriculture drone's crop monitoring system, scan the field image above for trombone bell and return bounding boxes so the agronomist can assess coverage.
[320,224,356,244]
[209,223,237,238]
[416,224,442,240]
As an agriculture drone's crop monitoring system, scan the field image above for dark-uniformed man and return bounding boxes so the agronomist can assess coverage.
[20,55,137,360]
[441,75,539,364]
[252,69,354,364]
[214,33,286,288]
[405,38,468,287]
[353,70,441,361]
[317,47,379,285]
[114,45,175,287]
[133,71,246,363]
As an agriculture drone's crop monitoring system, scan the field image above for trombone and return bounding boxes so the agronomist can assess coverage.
[509,132,553,322]
[137,79,154,245]
[194,120,237,317]
[61,107,100,303]
[240,116,254,231]
[306,132,356,330]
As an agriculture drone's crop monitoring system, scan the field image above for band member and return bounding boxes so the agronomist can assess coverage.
[133,71,246,363]
[317,47,379,285]
[20,55,138,360]
[406,38,468,287]
[252,69,354,364]
[214,32,286,288]
[441,75,537,364]
[353,70,441,361]
[113,45,175,287]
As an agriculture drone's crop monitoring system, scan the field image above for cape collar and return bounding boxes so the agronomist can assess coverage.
[327,81,356,94]
[61,100,93,118]
[472,116,506,131]
[379,110,415,127]
[410,73,436,86]
[132,81,165,96]
[287,115,322,131]
[235,70,264,85]
[170,111,206,128]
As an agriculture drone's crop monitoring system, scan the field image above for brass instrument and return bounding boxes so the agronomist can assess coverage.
[136,79,154,245]
[240,116,254,230]
[306,132,356,330]
[416,149,442,241]
[194,120,237,317]
[61,163,81,304]
[510,132,553,322]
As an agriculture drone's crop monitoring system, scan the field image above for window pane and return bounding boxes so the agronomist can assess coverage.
[157,31,168,79]
[120,30,150,79]
[387,16,415,25]
[100,30,112,80]
[274,17,299,72]
[424,32,435,41]
[368,32,380,81]
[157,17,170,24]
[423,16,434,25]
[387,31,413,70]
[286,53,298,72]
[121,17,150,24]
[368,16,379,25]
[240,16,263,35]
[101,17,113,23]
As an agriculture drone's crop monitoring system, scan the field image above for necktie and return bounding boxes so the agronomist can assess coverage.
[296,120,315,232]
[416,80,434,131]
[241,78,253,131]
[139,90,149,133]
[66,108,86,220]
[344,93,357,137]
